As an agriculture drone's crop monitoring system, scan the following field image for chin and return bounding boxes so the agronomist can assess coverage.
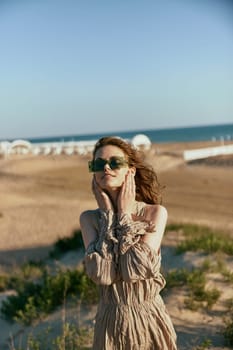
[101,182,121,191]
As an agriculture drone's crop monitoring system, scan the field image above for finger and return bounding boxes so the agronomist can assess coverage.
[128,172,135,197]
[127,171,133,192]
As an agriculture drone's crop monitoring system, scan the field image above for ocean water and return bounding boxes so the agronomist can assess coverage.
[28,123,233,144]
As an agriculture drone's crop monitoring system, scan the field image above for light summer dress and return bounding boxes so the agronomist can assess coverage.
[84,202,177,350]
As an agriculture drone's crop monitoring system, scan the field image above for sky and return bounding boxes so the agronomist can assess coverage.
[0,0,233,140]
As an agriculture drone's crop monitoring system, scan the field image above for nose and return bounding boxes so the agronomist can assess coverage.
[104,162,111,171]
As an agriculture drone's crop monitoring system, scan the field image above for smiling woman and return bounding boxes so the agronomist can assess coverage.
[79,136,177,350]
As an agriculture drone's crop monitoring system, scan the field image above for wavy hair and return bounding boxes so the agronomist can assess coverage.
[92,136,163,204]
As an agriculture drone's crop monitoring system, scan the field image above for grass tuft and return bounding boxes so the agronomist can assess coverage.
[8,323,94,350]
[165,267,221,310]
[223,298,233,346]
[166,223,233,255]
[193,339,212,349]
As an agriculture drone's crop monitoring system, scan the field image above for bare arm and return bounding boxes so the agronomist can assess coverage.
[79,210,98,249]
[141,204,168,253]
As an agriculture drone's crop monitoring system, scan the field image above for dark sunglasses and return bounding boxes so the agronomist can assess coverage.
[88,156,128,172]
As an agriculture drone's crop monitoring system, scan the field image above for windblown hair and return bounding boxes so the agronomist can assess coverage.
[92,136,163,204]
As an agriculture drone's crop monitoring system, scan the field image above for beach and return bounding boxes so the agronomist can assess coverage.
[0,140,233,349]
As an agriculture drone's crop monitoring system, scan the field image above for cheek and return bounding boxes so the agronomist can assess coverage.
[94,173,101,183]
[117,170,128,184]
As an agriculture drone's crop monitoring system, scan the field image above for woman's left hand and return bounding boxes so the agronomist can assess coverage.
[117,169,136,216]
[92,176,113,212]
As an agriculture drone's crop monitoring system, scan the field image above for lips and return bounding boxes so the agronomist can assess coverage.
[102,172,115,179]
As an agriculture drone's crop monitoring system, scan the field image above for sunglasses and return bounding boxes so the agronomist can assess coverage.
[88,156,128,172]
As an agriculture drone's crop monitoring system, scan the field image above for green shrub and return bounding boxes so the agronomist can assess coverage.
[0,261,46,293]
[166,223,233,255]
[1,268,98,325]
[194,339,212,349]
[20,261,45,280]
[223,298,233,346]
[0,274,9,291]
[8,323,94,350]
[165,267,221,310]
[53,323,94,350]
[50,229,84,258]
[223,319,233,346]
[164,268,189,288]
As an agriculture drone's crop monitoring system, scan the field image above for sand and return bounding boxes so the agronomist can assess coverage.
[0,140,233,349]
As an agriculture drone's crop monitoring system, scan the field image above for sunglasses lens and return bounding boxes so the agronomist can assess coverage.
[88,159,106,172]
[109,158,120,169]
[95,159,106,171]
[88,157,128,172]
[109,157,128,169]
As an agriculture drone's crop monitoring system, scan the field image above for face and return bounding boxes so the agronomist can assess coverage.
[93,145,129,191]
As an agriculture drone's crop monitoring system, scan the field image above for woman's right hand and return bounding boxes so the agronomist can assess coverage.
[117,169,136,216]
[92,176,113,212]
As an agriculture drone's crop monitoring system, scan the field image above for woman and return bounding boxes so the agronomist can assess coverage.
[79,136,177,350]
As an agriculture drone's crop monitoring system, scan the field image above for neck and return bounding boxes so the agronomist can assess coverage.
[106,188,119,208]
[105,188,138,215]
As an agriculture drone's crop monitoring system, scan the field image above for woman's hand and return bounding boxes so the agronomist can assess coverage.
[117,169,136,216]
[92,176,113,212]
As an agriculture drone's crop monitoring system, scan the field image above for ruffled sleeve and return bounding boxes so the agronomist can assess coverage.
[84,210,118,285]
[117,214,162,283]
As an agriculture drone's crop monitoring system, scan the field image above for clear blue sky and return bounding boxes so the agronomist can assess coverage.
[0,0,232,139]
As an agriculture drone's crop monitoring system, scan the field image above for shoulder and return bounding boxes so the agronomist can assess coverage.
[141,204,167,251]
[79,209,100,248]
[79,209,98,220]
[79,209,99,228]
[144,204,167,223]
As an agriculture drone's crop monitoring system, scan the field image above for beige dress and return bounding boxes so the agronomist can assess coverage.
[84,202,177,350]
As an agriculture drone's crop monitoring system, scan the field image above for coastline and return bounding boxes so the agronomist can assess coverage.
[0,139,233,349]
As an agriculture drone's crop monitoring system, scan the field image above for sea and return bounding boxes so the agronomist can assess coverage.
[26,123,233,145]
